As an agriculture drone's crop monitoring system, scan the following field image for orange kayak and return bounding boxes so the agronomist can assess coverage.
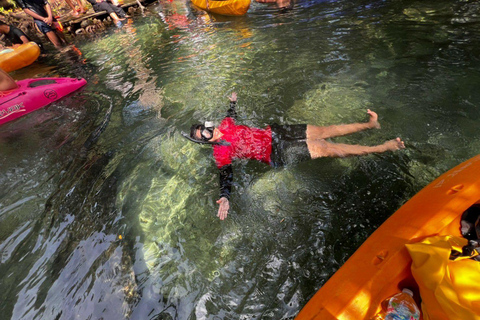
[0,42,40,73]
[295,155,480,320]
[191,0,251,16]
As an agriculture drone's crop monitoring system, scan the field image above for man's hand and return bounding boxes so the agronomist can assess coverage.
[216,197,230,220]
[229,92,237,103]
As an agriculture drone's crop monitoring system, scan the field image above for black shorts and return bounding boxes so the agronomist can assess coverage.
[7,26,27,45]
[270,124,311,168]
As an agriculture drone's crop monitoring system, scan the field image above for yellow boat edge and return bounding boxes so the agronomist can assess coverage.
[190,0,251,16]
[0,42,41,73]
[295,155,480,320]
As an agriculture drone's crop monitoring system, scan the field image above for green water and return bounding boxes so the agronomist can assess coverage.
[1,0,480,319]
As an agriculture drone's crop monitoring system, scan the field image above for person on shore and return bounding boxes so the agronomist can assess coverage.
[185,92,405,220]
[86,0,129,24]
[13,0,67,48]
[0,21,30,47]
[65,0,86,16]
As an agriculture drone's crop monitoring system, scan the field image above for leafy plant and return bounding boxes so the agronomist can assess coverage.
[0,0,17,13]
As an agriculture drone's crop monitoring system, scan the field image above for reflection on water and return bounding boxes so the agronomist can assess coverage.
[1,0,480,318]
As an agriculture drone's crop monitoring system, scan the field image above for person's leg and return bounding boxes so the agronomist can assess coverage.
[307,109,380,140]
[95,2,125,21]
[75,0,86,13]
[45,30,63,48]
[307,138,405,158]
[0,68,18,91]
[35,20,64,48]
[109,12,124,21]
[65,0,78,14]
[109,2,127,18]
[55,29,68,45]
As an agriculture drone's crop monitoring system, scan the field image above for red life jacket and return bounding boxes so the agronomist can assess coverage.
[213,117,272,168]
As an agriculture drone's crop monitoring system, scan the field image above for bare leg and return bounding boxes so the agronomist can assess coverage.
[0,68,18,91]
[76,0,86,13]
[45,31,63,48]
[65,0,77,13]
[110,12,125,21]
[307,109,381,140]
[307,137,405,158]
[55,30,68,45]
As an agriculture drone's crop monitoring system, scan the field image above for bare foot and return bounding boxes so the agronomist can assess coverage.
[367,109,381,129]
[383,137,405,151]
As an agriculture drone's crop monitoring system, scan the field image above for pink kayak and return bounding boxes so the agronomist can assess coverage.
[0,77,87,126]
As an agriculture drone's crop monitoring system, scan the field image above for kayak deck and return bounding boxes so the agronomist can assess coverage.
[0,77,87,125]
[295,155,480,320]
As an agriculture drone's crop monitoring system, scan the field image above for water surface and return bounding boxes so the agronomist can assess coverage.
[1,0,480,319]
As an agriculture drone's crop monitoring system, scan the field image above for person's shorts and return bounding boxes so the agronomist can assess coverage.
[270,123,311,168]
[7,26,28,45]
[34,20,54,34]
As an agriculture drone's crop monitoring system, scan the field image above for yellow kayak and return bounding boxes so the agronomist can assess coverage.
[191,0,251,16]
[0,42,40,73]
[295,155,480,320]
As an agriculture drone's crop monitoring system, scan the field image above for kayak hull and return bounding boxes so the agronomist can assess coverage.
[0,42,41,73]
[0,77,87,126]
[295,155,480,320]
[191,0,251,16]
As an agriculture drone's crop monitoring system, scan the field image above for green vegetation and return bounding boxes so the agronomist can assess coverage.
[0,0,17,13]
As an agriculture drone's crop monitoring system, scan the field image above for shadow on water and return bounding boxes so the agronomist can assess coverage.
[0,92,120,316]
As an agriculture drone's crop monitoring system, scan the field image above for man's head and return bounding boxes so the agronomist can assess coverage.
[182,122,229,146]
[190,123,214,142]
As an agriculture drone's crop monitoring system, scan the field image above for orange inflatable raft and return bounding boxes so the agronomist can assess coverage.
[0,42,41,73]
[191,0,251,16]
[295,155,480,320]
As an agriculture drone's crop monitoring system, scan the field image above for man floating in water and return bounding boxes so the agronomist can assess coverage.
[184,92,405,220]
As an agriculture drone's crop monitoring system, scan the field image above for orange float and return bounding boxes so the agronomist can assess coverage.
[0,42,41,73]
[191,0,251,16]
[295,155,480,320]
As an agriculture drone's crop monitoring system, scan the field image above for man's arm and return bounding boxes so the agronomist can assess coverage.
[226,92,237,119]
[44,3,53,25]
[217,164,233,220]
[23,8,46,21]
[216,92,237,220]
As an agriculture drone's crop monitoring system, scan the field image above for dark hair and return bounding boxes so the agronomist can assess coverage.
[190,124,203,140]
[0,20,7,26]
